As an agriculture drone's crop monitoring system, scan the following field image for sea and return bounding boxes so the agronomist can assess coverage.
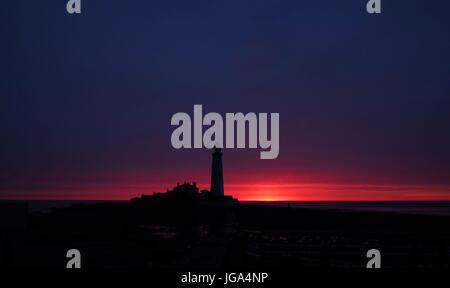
[2,200,450,216]
[243,201,450,216]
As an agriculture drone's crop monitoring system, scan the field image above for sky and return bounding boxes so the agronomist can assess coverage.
[1,0,450,200]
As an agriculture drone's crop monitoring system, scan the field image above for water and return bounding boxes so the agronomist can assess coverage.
[0,200,126,213]
[242,201,450,216]
[2,200,450,216]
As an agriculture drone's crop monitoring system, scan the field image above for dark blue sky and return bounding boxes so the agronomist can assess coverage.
[1,0,450,199]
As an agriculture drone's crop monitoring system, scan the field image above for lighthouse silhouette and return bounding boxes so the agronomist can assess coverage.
[210,147,224,197]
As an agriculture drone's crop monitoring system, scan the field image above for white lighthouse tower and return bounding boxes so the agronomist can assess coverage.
[210,147,224,197]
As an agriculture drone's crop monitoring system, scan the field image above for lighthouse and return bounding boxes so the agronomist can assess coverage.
[210,147,224,197]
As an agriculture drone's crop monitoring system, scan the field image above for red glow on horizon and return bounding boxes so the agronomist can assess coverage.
[225,183,450,201]
[1,181,450,201]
